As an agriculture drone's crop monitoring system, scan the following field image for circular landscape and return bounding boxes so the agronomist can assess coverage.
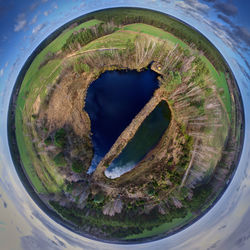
[8,8,244,243]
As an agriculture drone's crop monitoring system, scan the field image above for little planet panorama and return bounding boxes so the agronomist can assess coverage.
[8,7,244,243]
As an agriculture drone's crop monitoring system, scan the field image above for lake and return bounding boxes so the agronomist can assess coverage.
[85,69,160,173]
[105,101,171,179]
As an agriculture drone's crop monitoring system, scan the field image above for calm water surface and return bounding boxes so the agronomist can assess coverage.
[85,69,159,172]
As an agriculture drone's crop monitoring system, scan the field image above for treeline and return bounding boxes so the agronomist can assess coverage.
[54,192,195,238]
[62,22,118,52]
[89,8,226,72]
[48,183,212,239]
[49,199,188,239]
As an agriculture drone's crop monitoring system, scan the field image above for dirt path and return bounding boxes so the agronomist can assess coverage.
[66,47,125,58]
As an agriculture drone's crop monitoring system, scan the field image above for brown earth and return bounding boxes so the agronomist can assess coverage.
[38,71,94,137]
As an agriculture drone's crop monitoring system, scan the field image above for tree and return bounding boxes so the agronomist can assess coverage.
[93,193,105,204]
[53,152,66,166]
[72,160,83,173]
[54,128,67,148]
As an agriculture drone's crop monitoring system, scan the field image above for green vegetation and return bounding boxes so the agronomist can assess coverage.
[91,8,227,71]
[54,128,67,148]
[201,56,231,118]
[53,152,66,166]
[93,193,105,204]
[71,160,83,173]
[78,31,137,52]
[48,183,212,240]
[125,212,193,240]
[44,136,52,146]
[123,23,187,48]
[62,21,118,52]
[73,59,90,74]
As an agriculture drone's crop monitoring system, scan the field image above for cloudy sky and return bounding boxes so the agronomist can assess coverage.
[0,0,250,249]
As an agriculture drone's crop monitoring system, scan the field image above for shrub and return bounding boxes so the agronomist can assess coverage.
[147,187,155,196]
[54,128,67,148]
[82,63,90,72]
[93,193,105,204]
[44,136,52,145]
[53,152,66,166]
[72,160,83,173]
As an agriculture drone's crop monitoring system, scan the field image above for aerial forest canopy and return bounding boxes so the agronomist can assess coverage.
[8,7,244,242]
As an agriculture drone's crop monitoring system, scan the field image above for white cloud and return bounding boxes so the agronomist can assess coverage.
[14,20,27,32]
[0,68,4,77]
[30,15,38,25]
[44,11,49,16]
[14,14,27,32]
[160,0,172,3]
[176,0,210,15]
[175,1,237,51]
[32,23,46,34]
[30,2,39,11]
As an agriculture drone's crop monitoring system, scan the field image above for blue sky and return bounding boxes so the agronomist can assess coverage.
[0,1,250,250]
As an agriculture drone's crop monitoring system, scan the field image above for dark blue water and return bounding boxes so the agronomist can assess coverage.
[85,69,159,173]
[105,101,171,179]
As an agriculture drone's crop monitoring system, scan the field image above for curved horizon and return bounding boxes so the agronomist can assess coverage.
[0,1,249,250]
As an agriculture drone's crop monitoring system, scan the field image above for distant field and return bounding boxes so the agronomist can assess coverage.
[123,23,187,48]
[78,30,137,52]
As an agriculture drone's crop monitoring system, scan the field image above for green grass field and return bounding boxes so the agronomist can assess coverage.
[78,30,137,52]
[125,212,193,240]
[123,23,188,48]
[15,110,48,193]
